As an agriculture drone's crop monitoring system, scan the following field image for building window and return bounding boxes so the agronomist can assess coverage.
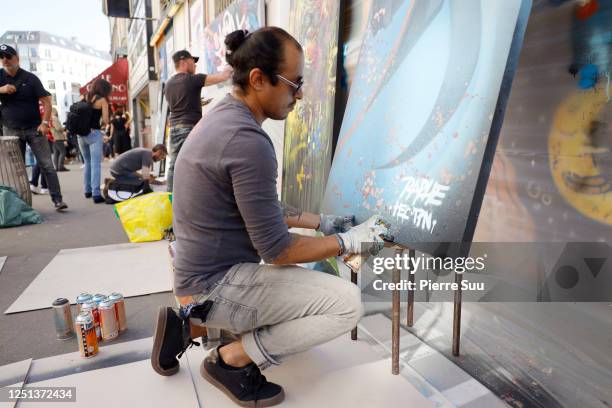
[63,82,67,90]
[51,93,57,105]
[47,63,53,72]
[30,62,37,71]
[44,49,51,58]
[48,80,56,90]
[30,47,37,58]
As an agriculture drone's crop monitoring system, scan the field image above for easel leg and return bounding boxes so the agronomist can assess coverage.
[406,248,416,327]
[392,247,404,375]
[351,270,358,340]
[452,272,462,356]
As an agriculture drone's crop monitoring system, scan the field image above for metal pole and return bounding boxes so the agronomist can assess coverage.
[452,271,462,356]
[392,247,404,375]
[351,270,358,340]
[406,248,416,327]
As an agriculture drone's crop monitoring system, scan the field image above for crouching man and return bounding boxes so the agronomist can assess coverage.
[110,144,167,184]
[151,27,388,407]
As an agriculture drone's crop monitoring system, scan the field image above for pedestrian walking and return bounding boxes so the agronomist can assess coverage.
[0,43,67,210]
[110,107,131,155]
[77,78,111,203]
[50,108,69,171]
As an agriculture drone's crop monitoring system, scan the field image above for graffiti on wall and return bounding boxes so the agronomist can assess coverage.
[475,0,612,243]
[281,0,342,212]
[202,0,264,74]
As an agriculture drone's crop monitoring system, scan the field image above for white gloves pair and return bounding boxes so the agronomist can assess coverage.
[319,214,390,256]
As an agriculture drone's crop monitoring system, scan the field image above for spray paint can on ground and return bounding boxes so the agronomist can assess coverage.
[74,312,98,358]
[99,299,119,341]
[80,301,101,340]
[52,298,74,340]
[92,294,106,307]
[75,293,93,314]
[108,292,127,332]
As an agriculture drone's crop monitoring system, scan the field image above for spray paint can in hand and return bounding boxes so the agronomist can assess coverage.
[108,292,127,332]
[52,298,74,340]
[74,312,98,358]
[80,301,101,340]
[99,299,119,341]
[75,293,93,315]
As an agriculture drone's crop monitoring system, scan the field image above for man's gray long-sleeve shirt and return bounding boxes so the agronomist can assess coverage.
[172,94,292,296]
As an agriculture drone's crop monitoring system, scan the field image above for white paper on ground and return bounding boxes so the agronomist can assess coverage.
[18,359,199,408]
[27,338,153,383]
[186,334,432,408]
[5,241,171,314]
[0,358,32,408]
[0,256,6,274]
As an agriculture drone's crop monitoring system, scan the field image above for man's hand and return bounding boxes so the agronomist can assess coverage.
[318,214,354,235]
[337,215,389,256]
[0,84,16,94]
[220,65,233,81]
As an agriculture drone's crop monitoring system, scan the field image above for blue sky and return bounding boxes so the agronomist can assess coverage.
[2,0,111,53]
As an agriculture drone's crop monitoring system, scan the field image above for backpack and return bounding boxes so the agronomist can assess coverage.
[66,100,94,136]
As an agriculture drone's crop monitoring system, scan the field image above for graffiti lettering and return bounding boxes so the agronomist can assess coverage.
[392,176,449,234]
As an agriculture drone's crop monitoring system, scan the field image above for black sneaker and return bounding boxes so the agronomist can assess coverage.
[92,195,105,204]
[201,347,285,407]
[54,201,68,211]
[84,192,92,198]
[151,306,198,376]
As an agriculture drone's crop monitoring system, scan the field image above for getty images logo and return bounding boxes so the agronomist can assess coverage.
[372,252,487,274]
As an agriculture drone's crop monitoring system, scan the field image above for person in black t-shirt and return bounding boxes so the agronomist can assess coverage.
[0,44,67,211]
[164,50,232,192]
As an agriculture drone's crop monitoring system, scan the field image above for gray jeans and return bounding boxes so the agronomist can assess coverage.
[189,263,363,370]
[4,126,63,203]
[166,126,193,193]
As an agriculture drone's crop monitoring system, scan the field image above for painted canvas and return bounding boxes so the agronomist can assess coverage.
[322,0,530,249]
[281,0,342,213]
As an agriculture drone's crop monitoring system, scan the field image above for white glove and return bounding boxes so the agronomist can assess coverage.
[337,215,389,256]
[318,214,354,235]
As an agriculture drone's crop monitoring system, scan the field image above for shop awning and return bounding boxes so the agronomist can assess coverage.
[80,58,128,105]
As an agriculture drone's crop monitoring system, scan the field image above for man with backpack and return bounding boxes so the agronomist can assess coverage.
[0,44,67,211]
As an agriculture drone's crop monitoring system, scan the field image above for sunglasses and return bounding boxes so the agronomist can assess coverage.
[276,74,304,95]
[0,53,14,60]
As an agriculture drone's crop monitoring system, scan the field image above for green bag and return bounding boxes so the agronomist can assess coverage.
[0,186,43,228]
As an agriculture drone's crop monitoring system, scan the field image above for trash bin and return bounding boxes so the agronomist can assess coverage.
[0,136,31,206]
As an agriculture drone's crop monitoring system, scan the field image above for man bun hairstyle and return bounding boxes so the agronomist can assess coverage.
[224,27,302,92]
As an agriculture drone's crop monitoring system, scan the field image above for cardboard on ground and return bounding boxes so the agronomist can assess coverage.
[5,241,171,314]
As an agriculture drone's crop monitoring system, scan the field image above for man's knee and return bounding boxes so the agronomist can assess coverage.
[335,280,364,329]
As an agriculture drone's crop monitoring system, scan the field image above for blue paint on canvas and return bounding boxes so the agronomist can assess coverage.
[322,0,530,248]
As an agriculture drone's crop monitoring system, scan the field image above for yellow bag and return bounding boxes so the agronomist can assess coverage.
[114,192,172,243]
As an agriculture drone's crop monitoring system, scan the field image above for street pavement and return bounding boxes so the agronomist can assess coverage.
[0,160,174,366]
